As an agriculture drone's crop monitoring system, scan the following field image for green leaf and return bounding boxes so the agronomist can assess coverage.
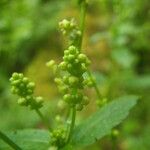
[0,129,50,150]
[72,95,138,147]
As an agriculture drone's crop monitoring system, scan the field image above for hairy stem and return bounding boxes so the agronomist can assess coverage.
[0,131,22,150]
[35,109,51,131]
[66,107,76,143]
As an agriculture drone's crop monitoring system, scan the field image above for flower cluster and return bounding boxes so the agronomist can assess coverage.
[96,98,108,107]
[54,45,91,111]
[50,128,66,148]
[10,73,43,109]
[59,19,81,45]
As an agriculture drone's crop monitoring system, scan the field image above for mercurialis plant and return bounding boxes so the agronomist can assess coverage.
[0,0,139,150]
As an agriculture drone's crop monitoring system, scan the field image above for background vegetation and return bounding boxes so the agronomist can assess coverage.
[0,0,150,149]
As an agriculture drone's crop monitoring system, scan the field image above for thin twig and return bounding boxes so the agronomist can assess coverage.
[35,109,52,131]
[0,131,22,150]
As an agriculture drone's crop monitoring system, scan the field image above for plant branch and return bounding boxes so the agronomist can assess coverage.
[35,109,51,131]
[77,1,102,100]
[78,0,87,50]
[66,107,76,143]
[87,70,102,99]
[0,131,22,150]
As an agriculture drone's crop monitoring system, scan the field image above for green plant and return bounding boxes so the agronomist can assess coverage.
[0,1,139,150]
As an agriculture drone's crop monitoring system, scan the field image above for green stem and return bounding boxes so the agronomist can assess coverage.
[87,70,102,99]
[111,137,117,150]
[0,131,22,150]
[66,107,76,143]
[35,109,51,131]
[78,0,87,50]
[77,1,102,100]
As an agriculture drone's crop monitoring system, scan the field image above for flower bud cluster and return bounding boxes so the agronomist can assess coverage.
[46,60,58,74]
[96,98,107,107]
[50,128,66,148]
[59,19,81,45]
[55,45,91,111]
[10,72,43,109]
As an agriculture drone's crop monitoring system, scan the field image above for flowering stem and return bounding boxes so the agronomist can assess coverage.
[66,107,76,143]
[35,109,51,131]
[0,131,22,150]
[78,0,87,50]
[78,1,102,100]
[65,1,87,141]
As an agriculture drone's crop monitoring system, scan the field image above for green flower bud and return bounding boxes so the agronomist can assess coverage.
[63,94,71,102]
[18,73,23,79]
[48,146,58,150]
[86,59,91,65]
[27,89,33,94]
[87,81,93,87]
[78,54,87,62]
[96,98,107,107]
[67,63,73,70]
[54,78,62,85]
[64,50,69,55]
[68,45,76,52]
[18,98,27,106]
[46,60,58,74]
[111,129,119,138]
[82,96,89,105]
[9,77,13,82]
[68,76,79,86]
[22,77,29,83]
[68,54,75,62]
[19,83,25,88]
[35,96,44,104]
[57,100,66,110]
[26,95,32,100]
[14,88,19,94]
[76,104,83,111]
[46,60,56,68]
[50,128,66,147]
[70,19,76,28]
[81,63,87,71]
[76,30,81,36]
[12,72,19,79]
[27,82,35,89]
[75,59,79,64]
[11,87,16,94]
[62,76,69,84]
[55,115,62,123]
[63,56,68,61]
[59,62,67,70]
[68,46,77,54]
[11,80,20,86]
[59,19,70,29]
[58,86,68,94]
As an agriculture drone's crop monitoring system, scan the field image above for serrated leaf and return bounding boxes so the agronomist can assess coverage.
[0,129,50,150]
[72,95,138,147]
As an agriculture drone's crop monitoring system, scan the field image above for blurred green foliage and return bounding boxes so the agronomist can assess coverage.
[0,0,150,149]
